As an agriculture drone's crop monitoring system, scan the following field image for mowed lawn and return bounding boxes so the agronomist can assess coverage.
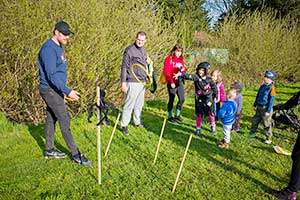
[0,84,299,200]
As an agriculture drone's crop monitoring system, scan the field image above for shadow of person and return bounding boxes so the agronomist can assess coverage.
[142,108,277,193]
[27,124,70,156]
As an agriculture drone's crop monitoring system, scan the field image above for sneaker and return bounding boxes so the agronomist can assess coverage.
[73,153,92,166]
[264,139,272,144]
[45,149,67,159]
[135,124,146,128]
[272,188,297,200]
[174,116,183,122]
[219,139,225,145]
[248,132,256,137]
[167,117,176,123]
[195,129,201,137]
[219,142,230,149]
[211,125,216,134]
[232,127,239,132]
[122,126,129,136]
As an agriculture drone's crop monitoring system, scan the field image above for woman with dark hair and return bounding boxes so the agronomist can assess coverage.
[163,44,187,122]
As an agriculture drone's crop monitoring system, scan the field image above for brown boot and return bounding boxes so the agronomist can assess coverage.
[218,141,230,149]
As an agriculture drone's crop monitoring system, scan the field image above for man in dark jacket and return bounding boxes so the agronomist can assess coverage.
[120,31,148,135]
[272,133,300,200]
[38,21,91,166]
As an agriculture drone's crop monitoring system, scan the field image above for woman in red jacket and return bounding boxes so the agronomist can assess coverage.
[163,44,187,122]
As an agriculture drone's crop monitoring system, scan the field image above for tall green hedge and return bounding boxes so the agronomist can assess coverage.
[1,2,299,124]
[0,0,179,123]
[207,10,300,86]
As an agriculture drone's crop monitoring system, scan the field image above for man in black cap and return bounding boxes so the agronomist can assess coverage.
[38,20,91,166]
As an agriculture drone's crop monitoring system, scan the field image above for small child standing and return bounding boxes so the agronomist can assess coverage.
[218,89,237,149]
[230,81,243,132]
[211,70,225,119]
[176,61,218,137]
[249,70,277,144]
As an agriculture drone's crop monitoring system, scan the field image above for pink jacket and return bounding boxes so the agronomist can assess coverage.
[216,81,225,103]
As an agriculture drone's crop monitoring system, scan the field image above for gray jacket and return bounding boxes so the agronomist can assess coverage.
[121,43,147,83]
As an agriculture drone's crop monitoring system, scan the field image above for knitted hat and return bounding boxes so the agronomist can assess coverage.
[264,70,277,81]
[230,81,243,92]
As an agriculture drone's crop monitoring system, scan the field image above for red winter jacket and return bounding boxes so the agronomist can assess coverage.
[163,55,186,85]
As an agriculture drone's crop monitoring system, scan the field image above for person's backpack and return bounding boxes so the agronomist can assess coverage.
[159,70,167,85]
[159,58,173,85]
[147,61,157,93]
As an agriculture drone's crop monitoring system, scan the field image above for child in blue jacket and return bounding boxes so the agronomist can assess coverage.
[248,70,277,144]
[218,89,237,149]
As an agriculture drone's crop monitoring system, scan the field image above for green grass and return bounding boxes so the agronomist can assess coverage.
[0,84,299,200]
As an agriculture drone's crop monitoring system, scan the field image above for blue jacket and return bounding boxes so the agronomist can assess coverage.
[38,39,71,95]
[218,100,237,125]
[253,83,276,113]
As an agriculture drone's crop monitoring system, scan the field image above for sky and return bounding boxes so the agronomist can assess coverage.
[202,0,230,28]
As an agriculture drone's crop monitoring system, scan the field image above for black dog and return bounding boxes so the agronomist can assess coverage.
[87,88,119,126]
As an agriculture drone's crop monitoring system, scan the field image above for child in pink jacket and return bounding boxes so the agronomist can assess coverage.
[211,70,225,119]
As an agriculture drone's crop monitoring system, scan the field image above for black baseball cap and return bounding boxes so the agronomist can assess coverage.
[55,21,74,35]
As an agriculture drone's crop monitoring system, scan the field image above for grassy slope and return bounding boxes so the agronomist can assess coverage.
[0,84,299,200]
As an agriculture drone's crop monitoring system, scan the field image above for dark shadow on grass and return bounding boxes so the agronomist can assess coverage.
[251,145,274,154]
[27,124,70,156]
[83,130,97,148]
[142,108,280,193]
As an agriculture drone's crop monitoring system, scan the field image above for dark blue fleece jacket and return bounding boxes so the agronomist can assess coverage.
[38,39,71,95]
[253,83,276,113]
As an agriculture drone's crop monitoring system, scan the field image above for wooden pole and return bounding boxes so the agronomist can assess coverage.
[172,134,193,193]
[96,86,101,185]
[153,118,167,164]
[104,112,121,158]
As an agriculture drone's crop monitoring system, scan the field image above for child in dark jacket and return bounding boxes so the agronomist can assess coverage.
[248,70,277,144]
[175,61,218,137]
[218,89,237,149]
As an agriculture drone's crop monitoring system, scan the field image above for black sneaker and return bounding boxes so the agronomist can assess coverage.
[195,129,201,137]
[45,149,67,159]
[174,116,183,122]
[167,117,176,123]
[73,153,92,166]
[272,188,296,200]
[122,126,129,136]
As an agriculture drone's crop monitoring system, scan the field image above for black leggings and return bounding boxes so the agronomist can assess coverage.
[167,83,185,112]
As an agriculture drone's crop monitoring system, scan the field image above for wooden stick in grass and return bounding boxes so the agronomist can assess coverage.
[104,112,121,158]
[172,134,193,193]
[96,86,101,185]
[153,118,167,164]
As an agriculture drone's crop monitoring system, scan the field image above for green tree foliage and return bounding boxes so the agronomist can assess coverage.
[0,0,181,124]
[154,0,209,46]
[213,0,300,24]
